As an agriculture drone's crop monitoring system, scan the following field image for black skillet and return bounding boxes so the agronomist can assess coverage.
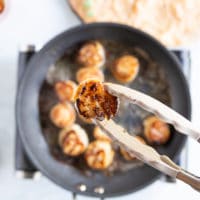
[16,23,191,198]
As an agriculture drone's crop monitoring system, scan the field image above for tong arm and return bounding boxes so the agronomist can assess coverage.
[104,83,200,143]
[95,119,200,192]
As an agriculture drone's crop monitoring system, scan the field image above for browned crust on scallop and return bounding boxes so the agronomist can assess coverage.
[54,80,77,102]
[143,116,171,144]
[112,55,139,83]
[59,124,89,156]
[77,41,105,68]
[61,130,85,156]
[50,102,76,128]
[74,79,118,121]
[85,140,114,170]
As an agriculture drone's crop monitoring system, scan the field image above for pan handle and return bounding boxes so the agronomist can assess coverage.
[72,193,77,200]
[177,170,200,192]
[160,155,200,192]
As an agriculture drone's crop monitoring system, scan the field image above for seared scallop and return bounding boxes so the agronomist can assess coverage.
[76,67,104,83]
[59,124,89,156]
[74,79,119,121]
[112,55,139,83]
[85,140,114,170]
[54,80,77,102]
[144,116,171,144]
[120,136,146,161]
[77,41,105,68]
[50,102,76,128]
[93,126,111,142]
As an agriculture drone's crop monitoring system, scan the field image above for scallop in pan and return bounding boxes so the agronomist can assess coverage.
[85,140,114,170]
[54,80,77,102]
[77,41,105,68]
[50,102,76,128]
[59,124,89,156]
[74,79,119,121]
[111,55,139,83]
[143,116,171,144]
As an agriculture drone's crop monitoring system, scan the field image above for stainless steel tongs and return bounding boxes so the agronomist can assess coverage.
[94,82,200,192]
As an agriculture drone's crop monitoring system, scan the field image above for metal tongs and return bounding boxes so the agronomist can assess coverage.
[95,83,200,192]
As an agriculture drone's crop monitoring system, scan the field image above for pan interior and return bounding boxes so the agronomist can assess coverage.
[39,39,172,176]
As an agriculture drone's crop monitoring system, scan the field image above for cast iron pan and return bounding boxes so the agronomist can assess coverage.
[16,23,191,198]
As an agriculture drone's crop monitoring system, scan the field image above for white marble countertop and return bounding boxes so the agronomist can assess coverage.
[0,0,200,199]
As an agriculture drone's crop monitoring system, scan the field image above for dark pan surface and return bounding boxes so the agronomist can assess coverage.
[16,23,191,197]
[39,39,171,175]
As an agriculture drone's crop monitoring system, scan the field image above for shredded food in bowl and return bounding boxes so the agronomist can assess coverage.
[69,0,200,46]
[0,0,5,14]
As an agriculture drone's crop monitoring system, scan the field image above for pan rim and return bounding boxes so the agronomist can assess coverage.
[16,22,191,197]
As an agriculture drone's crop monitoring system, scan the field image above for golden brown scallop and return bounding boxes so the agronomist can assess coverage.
[54,80,77,102]
[85,140,114,170]
[76,67,104,83]
[120,136,146,161]
[112,55,139,83]
[59,124,89,156]
[74,79,119,121]
[93,126,111,142]
[77,41,105,68]
[144,116,171,144]
[50,102,76,128]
